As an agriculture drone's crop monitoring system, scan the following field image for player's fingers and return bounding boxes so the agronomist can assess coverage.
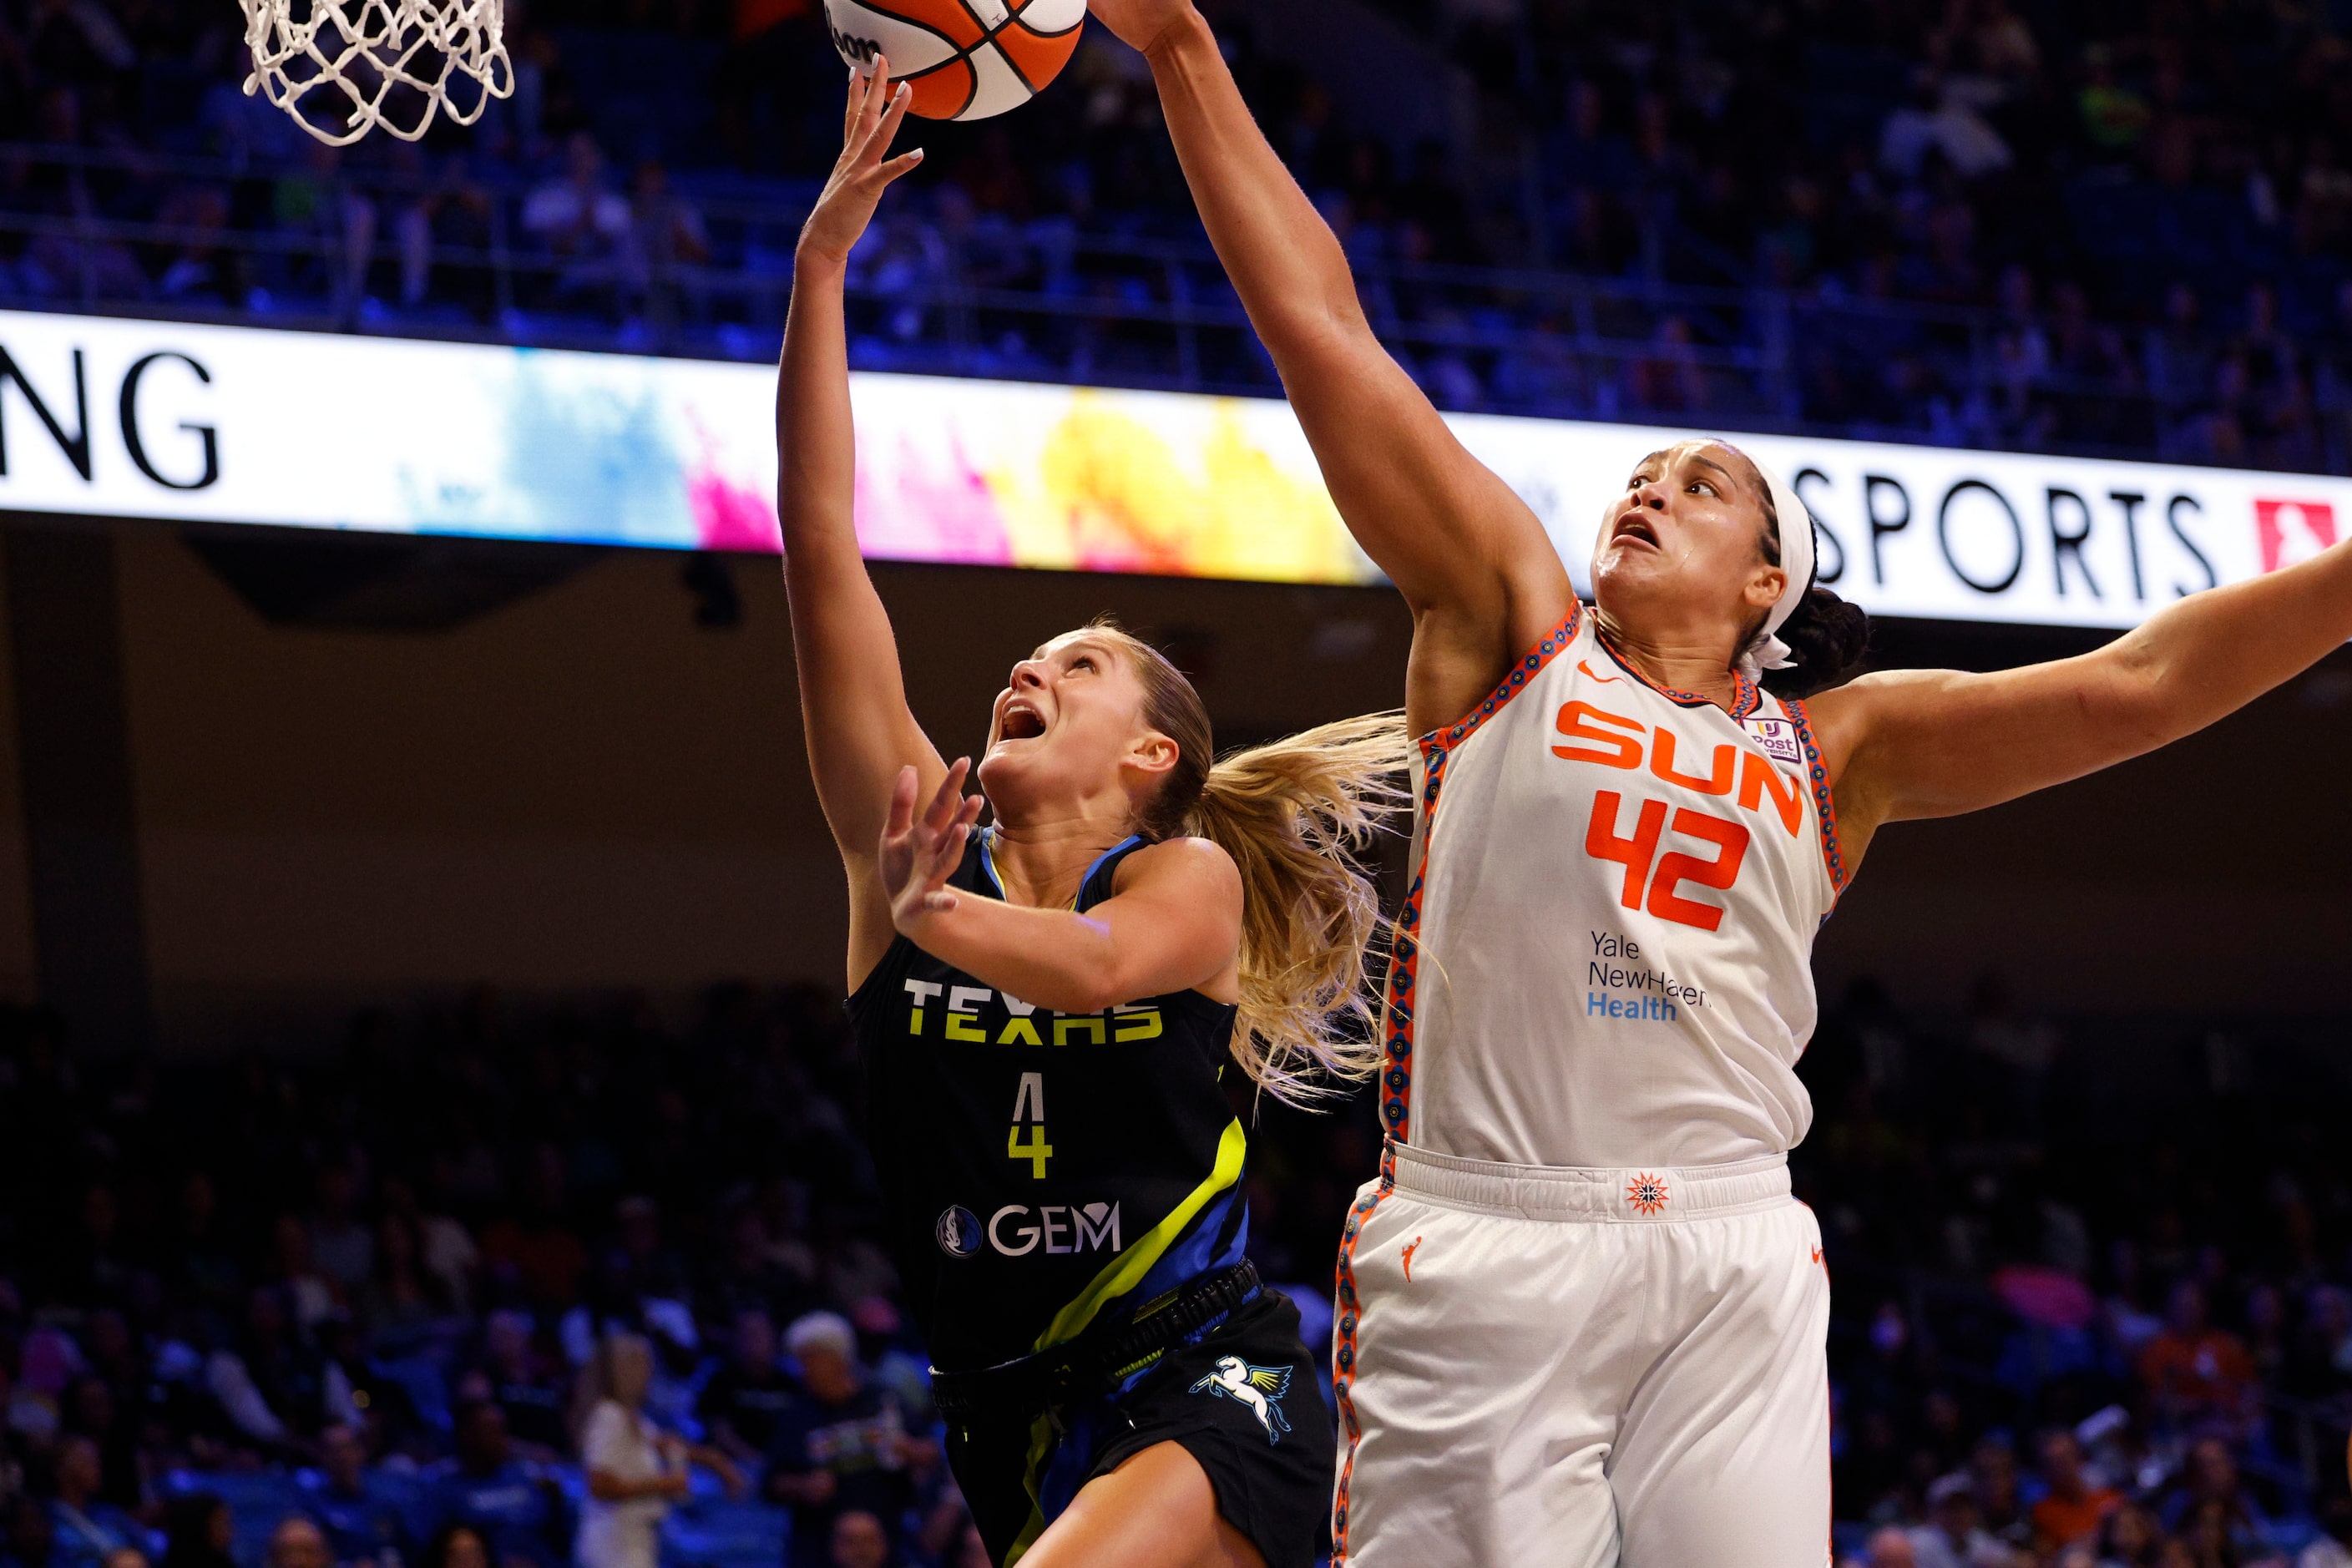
[923,758,970,833]
[874,148,925,187]
[883,765,918,842]
[878,76,914,139]
[929,820,969,879]
[855,80,910,166]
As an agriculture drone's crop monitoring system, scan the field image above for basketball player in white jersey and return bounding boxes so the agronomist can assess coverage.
[1076,2,2352,1562]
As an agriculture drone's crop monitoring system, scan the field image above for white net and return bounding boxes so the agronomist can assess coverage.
[241,0,513,147]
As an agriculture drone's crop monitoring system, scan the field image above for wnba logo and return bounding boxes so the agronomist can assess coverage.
[829,24,881,63]
[2254,498,2337,574]
[935,1206,983,1259]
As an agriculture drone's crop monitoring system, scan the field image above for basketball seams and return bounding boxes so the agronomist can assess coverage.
[828,0,1070,119]
[989,35,1037,94]
[847,0,975,48]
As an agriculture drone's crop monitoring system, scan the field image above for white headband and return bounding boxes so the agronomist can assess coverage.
[1737,455,1816,684]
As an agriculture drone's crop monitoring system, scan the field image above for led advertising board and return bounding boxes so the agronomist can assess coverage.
[0,308,2338,629]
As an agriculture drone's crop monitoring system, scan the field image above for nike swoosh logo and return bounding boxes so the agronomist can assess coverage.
[1578,660,1619,684]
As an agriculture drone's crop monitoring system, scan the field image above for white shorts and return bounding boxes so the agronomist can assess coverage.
[1330,1141,1832,1568]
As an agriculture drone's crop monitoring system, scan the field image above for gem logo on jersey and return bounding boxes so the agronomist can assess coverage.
[1190,1356,1293,1444]
[934,1206,983,1259]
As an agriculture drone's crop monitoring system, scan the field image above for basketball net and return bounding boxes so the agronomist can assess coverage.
[241,0,514,146]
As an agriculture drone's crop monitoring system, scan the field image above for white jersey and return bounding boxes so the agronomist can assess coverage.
[1380,602,1846,1170]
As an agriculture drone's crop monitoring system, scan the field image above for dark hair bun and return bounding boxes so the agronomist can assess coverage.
[1762,585,1869,699]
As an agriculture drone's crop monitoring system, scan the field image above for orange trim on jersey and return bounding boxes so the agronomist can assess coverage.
[1593,628,1763,720]
[1329,1142,1398,1566]
[1781,698,1848,899]
[1383,602,1582,1143]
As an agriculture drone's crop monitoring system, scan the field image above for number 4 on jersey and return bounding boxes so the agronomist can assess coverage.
[1586,791,1752,932]
[1008,1070,1052,1178]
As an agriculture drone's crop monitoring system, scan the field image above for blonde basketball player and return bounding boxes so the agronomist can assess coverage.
[781,63,1406,1568]
[1075,2,2352,1563]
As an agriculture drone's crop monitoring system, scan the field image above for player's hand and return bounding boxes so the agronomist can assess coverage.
[880,759,984,936]
[1084,0,1199,58]
[798,58,923,270]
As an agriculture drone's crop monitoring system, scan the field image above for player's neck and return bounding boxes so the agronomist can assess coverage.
[984,812,1135,908]
[1593,610,1743,710]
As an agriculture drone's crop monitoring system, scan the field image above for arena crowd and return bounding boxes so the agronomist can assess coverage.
[0,0,2346,468]
[0,976,2344,1567]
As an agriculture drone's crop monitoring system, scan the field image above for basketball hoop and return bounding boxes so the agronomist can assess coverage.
[241,0,514,147]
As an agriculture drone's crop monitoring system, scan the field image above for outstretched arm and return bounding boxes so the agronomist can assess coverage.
[781,63,937,989]
[1087,0,1573,736]
[1810,535,2352,863]
[878,765,1242,1013]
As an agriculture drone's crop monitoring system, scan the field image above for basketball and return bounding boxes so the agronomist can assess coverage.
[823,0,1085,120]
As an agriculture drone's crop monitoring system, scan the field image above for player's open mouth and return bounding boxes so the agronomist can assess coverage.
[1000,704,1047,740]
[1612,514,1660,549]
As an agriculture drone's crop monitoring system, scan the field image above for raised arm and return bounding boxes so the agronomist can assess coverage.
[1809,534,2352,865]
[781,65,938,988]
[1086,0,1573,736]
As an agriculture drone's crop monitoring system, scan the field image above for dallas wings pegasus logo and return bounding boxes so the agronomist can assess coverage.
[1189,1356,1293,1444]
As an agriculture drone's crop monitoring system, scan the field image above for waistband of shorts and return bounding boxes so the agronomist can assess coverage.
[1382,1140,1791,1222]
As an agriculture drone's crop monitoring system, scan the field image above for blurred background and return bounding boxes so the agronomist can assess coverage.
[0,1,2349,1567]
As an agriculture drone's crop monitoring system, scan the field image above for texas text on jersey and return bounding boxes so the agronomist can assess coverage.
[847,831,1250,1372]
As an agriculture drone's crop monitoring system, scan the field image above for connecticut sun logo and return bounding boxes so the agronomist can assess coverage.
[1626,1174,1671,1215]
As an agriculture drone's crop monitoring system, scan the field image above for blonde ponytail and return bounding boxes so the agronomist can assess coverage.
[1087,621,1411,1105]
[1188,715,1413,1101]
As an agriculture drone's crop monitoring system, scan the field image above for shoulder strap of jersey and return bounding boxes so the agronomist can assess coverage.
[971,829,1146,912]
[1075,836,1147,913]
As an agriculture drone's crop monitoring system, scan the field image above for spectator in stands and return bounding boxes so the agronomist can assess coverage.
[417,1526,489,1568]
[310,1166,373,1293]
[353,1214,443,1348]
[620,160,708,341]
[157,1497,235,1568]
[2096,1504,2164,1566]
[270,1218,341,1338]
[572,1331,738,1568]
[1909,1473,2016,1568]
[299,1424,407,1568]
[469,1313,569,1461]
[1970,1434,2031,1549]
[2031,1429,2122,1550]
[695,1308,793,1467]
[1855,1526,1915,1567]
[422,1403,566,1568]
[266,1518,331,1568]
[824,1512,888,1568]
[766,1315,911,1568]
[59,1376,139,1511]
[571,1332,681,1568]
[2157,1437,2277,1560]
[520,133,631,312]
[46,1438,142,1568]
[2140,1284,2258,1434]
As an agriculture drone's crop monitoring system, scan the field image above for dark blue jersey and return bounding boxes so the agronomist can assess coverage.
[847,831,1248,1371]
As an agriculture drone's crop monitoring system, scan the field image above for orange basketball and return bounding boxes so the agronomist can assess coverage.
[824,0,1085,120]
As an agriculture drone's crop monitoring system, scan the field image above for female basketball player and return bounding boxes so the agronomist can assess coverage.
[1079,3,2352,1563]
[779,63,1406,1568]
